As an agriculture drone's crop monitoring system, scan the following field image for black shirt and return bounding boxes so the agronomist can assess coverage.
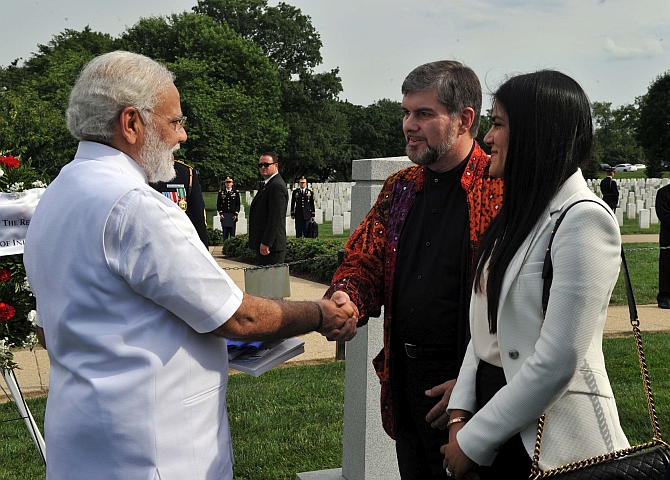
[393,159,469,347]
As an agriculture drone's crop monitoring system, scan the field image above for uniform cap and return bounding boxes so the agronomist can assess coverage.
[299,176,307,182]
[225,177,233,182]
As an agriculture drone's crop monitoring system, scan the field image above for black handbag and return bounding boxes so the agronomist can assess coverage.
[307,220,319,238]
[530,199,670,479]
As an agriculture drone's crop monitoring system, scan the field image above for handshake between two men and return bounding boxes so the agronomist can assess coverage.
[212,290,359,343]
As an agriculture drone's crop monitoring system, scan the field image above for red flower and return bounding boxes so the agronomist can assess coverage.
[0,268,11,282]
[0,155,20,169]
[0,303,16,322]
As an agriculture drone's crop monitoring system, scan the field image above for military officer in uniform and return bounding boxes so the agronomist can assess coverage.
[217,177,241,240]
[290,177,316,238]
[150,160,209,247]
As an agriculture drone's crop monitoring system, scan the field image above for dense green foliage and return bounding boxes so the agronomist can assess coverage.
[0,0,667,188]
[221,234,344,282]
[0,1,406,189]
[591,101,645,178]
[118,12,287,188]
[636,71,670,178]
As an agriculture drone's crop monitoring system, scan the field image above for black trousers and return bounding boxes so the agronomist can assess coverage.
[222,225,236,240]
[659,244,670,300]
[474,361,532,480]
[295,219,310,238]
[394,346,459,480]
[256,250,285,266]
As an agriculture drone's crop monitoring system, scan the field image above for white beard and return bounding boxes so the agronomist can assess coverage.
[139,122,178,183]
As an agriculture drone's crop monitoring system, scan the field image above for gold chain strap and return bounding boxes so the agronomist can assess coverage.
[529,304,668,479]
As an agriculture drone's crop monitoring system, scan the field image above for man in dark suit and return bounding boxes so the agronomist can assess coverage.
[600,167,619,212]
[249,152,288,265]
[151,160,209,247]
[290,176,316,238]
[217,176,241,240]
[656,183,670,309]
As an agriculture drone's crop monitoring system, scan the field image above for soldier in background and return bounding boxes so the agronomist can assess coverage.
[290,176,316,238]
[600,167,619,212]
[217,177,241,240]
[151,160,209,247]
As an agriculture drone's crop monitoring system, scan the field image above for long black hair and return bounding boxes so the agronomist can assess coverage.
[473,70,594,333]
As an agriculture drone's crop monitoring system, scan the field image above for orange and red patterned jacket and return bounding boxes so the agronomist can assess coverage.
[324,142,503,439]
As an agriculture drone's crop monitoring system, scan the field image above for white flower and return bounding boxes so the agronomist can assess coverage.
[0,167,4,177]
[21,277,31,292]
[24,332,39,349]
[8,182,25,198]
[0,338,8,356]
[27,310,37,326]
[32,180,47,188]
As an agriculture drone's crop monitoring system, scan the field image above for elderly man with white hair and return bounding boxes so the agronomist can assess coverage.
[24,51,358,480]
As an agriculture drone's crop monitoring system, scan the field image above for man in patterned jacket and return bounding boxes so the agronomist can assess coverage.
[325,61,503,479]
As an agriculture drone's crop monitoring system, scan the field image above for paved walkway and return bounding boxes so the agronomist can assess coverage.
[3,240,668,403]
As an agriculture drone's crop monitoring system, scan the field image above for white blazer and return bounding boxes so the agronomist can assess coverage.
[448,170,629,470]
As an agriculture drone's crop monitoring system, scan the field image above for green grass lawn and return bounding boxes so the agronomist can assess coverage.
[614,242,661,305]
[3,336,670,480]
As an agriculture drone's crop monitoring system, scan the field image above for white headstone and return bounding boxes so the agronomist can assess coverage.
[636,199,645,213]
[639,209,651,229]
[651,209,659,224]
[237,219,247,235]
[615,209,624,226]
[343,211,351,231]
[627,203,637,219]
[212,215,222,231]
[286,216,296,237]
[325,205,334,222]
[332,214,344,235]
[314,208,324,225]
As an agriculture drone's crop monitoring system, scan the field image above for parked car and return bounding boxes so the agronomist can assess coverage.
[614,163,637,172]
[598,163,612,171]
[634,164,646,169]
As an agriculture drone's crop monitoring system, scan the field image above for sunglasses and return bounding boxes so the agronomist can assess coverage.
[258,162,277,168]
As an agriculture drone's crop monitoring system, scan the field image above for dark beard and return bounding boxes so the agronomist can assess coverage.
[406,136,454,166]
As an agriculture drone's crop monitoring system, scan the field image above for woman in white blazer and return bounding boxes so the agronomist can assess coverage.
[442,71,629,479]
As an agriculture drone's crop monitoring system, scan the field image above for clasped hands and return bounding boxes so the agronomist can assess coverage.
[426,383,479,479]
[316,291,358,341]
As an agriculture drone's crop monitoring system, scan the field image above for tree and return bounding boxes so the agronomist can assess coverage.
[195,0,350,181]
[193,0,322,76]
[636,72,670,178]
[475,113,492,155]
[0,85,75,179]
[118,13,286,188]
[338,99,405,163]
[591,101,645,179]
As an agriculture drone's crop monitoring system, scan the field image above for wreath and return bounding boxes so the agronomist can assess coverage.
[0,153,48,372]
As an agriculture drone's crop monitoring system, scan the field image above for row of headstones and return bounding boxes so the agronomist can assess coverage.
[588,177,670,229]
[211,182,356,236]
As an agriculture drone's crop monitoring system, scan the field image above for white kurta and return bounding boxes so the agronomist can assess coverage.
[24,142,244,480]
[448,170,629,470]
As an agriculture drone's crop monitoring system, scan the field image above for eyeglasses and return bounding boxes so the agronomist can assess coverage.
[258,162,277,169]
[142,109,187,132]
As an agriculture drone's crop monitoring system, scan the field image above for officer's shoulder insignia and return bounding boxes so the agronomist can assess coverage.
[174,159,194,169]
